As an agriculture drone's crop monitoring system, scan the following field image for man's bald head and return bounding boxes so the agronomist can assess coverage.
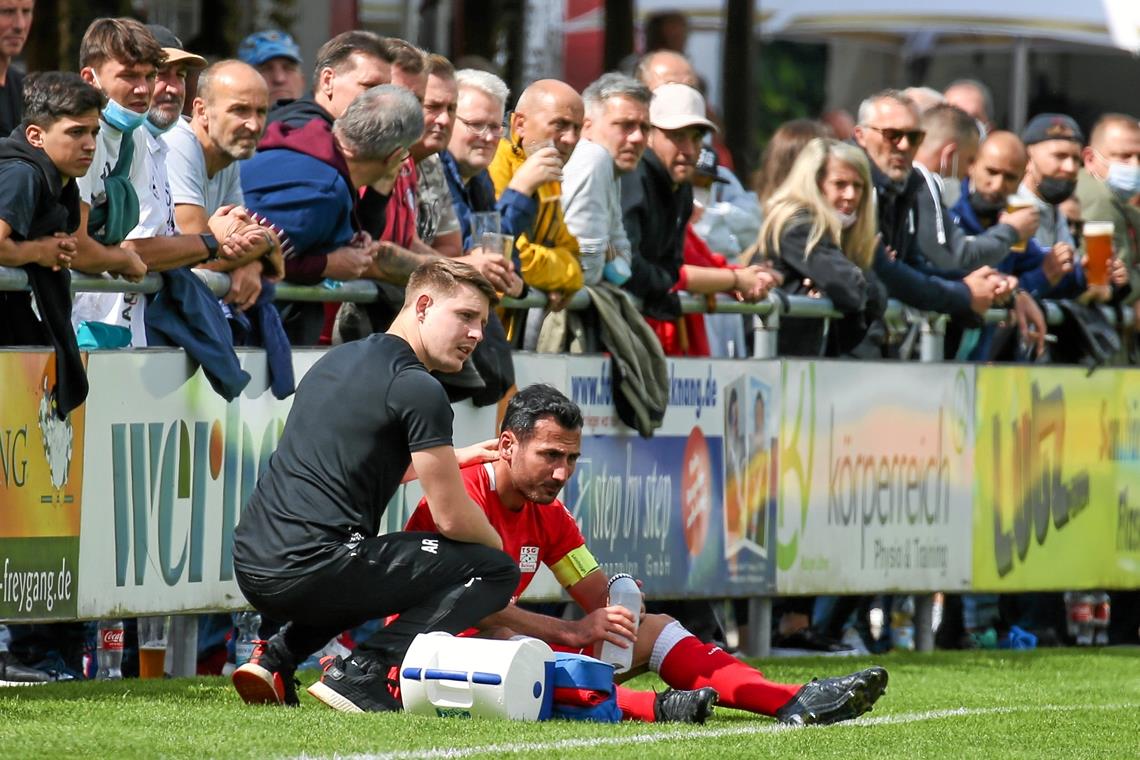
[636,50,698,91]
[511,78,583,162]
[193,59,270,165]
[981,131,1027,167]
[944,79,994,129]
[970,130,1028,204]
[197,59,267,103]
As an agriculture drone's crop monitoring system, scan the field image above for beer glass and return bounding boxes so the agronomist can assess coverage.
[523,138,561,204]
[1005,195,1036,252]
[1083,220,1114,287]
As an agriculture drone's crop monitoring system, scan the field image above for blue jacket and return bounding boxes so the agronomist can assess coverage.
[950,179,1085,299]
[440,150,534,262]
[145,268,251,401]
[228,280,295,400]
[242,120,358,285]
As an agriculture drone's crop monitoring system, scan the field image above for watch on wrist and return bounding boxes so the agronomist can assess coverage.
[200,233,220,261]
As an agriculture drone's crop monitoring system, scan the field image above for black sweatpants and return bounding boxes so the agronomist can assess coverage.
[236,531,518,667]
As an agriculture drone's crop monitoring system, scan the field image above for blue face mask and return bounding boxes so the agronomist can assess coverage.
[143,117,174,137]
[92,73,148,132]
[101,96,148,133]
[1106,161,1140,200]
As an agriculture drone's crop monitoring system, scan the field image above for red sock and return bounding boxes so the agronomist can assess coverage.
[658,636,801,716]
[616,685,657,722]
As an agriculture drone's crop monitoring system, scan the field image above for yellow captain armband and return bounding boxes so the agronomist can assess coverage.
[549,545,599,588]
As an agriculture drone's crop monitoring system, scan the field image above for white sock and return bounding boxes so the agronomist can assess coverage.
[649,620,692,673]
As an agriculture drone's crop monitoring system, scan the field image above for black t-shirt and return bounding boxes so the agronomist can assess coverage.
[0,161,39,239]
[0,68,24,138]
[233,333,454,577]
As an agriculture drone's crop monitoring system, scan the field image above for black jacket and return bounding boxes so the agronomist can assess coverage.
[867,158,973,316]
[771,219,885,356]
[266,95,333,128]
[0,130,88,418]
[620,148,692,320]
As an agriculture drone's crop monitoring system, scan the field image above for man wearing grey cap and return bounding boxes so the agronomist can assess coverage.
[1020,113,1083,251]
[238,29,304,105]
[620,82,775,353]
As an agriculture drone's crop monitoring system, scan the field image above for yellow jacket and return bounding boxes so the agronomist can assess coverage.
[488,138,583,293]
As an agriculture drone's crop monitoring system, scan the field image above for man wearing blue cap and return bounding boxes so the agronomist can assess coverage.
[238,30,304,105]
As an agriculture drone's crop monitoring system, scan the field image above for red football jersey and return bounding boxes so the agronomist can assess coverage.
[407,463,595,600]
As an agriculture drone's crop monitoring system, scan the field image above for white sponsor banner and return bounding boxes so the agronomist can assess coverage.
[77,348,514,616]
[776,360,975,594]
[77,349,322,616]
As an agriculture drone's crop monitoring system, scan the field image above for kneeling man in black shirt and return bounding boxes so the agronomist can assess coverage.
[232,258,518,712]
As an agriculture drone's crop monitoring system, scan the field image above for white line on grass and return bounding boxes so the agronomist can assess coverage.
[294,702,1139,760]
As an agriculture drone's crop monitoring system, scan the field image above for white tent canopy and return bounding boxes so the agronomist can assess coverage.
[640,0,1140,53]
[638,0,1140,129]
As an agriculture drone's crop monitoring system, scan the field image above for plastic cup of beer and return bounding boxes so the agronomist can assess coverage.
[1083,220,1114,287]
[138,616,169,679]
[523,138,562,204]
[480,232,515,260]
[1005,195,1036,252]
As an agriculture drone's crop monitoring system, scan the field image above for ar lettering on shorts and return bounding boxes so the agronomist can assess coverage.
[421,538,440,554]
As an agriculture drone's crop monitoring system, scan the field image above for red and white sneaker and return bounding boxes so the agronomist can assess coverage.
[232,639,299,706]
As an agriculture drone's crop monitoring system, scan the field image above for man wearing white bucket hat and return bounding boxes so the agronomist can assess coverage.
[408,384,889,726]
[232,258,519,712]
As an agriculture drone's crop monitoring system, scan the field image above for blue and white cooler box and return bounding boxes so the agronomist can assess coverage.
[399,633,556,720]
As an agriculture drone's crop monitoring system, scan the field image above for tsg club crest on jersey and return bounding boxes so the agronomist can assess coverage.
[519,546,539,572]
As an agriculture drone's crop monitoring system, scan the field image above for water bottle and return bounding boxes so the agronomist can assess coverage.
[234,611,262,667]
[1063,592,1080,640]
[597,574,641,674]
[1092,592,1111,646]
[891,596,915,651]
[1073,593,1095,646]
[96,619,125,680]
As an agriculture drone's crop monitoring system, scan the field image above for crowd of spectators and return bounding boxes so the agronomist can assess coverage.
[2,7,1138,683]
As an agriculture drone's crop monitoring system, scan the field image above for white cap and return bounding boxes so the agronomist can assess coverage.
[649,83,718,133]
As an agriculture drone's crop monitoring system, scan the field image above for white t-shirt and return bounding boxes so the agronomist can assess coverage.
[162,118,244,213]
[72,121,162,347]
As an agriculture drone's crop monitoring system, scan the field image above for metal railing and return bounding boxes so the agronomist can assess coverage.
[3,265,1121,335]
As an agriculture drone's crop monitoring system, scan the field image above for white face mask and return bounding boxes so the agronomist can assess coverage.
[941,179,962,208]
[835,209,858,229]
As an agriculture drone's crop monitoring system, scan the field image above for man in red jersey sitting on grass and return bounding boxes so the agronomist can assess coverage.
[406,383,888,725]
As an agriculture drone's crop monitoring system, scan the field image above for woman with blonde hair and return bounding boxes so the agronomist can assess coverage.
[758,138,885,356]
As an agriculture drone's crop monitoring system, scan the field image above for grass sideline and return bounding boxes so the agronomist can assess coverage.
[1,649,1137,759]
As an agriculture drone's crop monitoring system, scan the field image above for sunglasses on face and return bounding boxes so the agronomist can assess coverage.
[864,125,926,148]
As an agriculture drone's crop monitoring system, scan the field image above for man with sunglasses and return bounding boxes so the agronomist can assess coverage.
[854,89,1000,323]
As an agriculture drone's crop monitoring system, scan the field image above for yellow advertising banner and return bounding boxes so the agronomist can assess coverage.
[0,351,85,536]
[0,350,85,619]
[973,366,1140,591]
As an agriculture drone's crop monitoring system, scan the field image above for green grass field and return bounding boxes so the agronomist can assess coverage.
[2,649,1138,759]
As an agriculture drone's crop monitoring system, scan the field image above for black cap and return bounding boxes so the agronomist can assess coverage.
[146,24,207,68]
[1022,113,1084,146]
[695,146,728,182]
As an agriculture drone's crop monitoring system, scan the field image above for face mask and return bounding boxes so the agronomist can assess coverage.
[92,73,147,133]
[835,209,858,229]
[941,179,962,208]
[968,190,1006,218]
[1106,161,1140,200]
[143,118,170,137]
[1036,175,1076,205]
